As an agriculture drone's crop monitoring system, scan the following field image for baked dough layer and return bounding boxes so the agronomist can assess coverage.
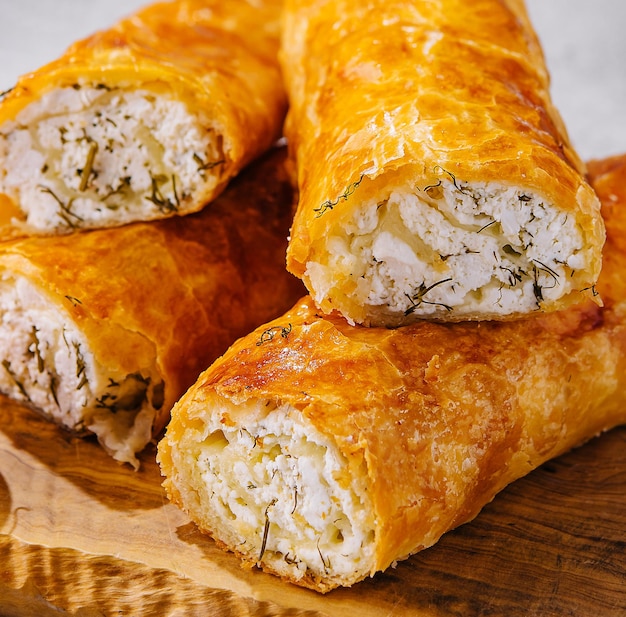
[0,147,303,467]
[0,0,285,238]
[158,154,626,590]
[280,0,605,325]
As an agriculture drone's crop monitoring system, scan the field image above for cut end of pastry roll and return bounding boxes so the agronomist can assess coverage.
[0,85,225,234]
[0,0,286,237]
[0,275,164,468]
[159,394,377,593]
[281,0,605,326]
[294,171,604,326]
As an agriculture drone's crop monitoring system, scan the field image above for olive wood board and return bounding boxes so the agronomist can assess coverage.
[0,394,624,617]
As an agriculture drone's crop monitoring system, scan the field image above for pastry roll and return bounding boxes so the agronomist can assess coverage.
[0,0,286,239]
[0,147,303,468]
[280,0,605,326]
[157,154,626,592]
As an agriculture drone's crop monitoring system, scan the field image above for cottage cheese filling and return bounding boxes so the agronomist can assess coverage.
[0,85,224,232]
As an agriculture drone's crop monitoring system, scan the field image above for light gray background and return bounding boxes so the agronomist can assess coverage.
[0,0,624,161]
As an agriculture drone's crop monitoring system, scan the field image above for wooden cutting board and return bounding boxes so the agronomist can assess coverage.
[0,394,625,617]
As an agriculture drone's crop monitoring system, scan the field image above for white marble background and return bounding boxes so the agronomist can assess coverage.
[0,0,624,161]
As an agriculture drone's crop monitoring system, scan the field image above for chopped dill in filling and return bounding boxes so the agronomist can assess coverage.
[306,173,588,325]
[170,398,376,587]
[0,85,225,232]
[0,275,164,467]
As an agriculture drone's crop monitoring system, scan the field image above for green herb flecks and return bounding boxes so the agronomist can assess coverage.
[193,153,225,176]
[314,173,365,218]
[423,166,473,198]
[2,360,30,402]
[27,326,45,373]
[283,552,301,566]
[256,323,293,346]
[317,538,331,573]
[95,392,117,413]
[38,185,83,228]
[291,486,299,515]
[95,373,150,414]
[78,138,98,192]
[101,176,131,205]
[258,498,278,563]
[531,260,560,306]
[145,173,180,214]
[422,166,489,209]
[49,374,61,409]
[65,295,82,307]
[581,284,599,297]
[73,342,88,390]
[404,278,453,316]
[423,179,444,200]
[477,220,497,234]
[0,87,14,101]
[499,265,525,288]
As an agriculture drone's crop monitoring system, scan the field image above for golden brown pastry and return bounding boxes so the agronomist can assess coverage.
[280,0,605,326]
[0,147,303,468]
[0,0,286,239]
[157,154,626,592]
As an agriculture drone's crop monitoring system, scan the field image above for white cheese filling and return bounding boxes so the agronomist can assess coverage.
[179,399,376,586]
[306,178,588,325]
[0,85,224,232]
[0,275,164,467]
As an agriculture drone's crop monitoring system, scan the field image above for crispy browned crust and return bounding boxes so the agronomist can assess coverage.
[0,0,286,237]
[280,0,604,324]
[0,147,304,444]
[159,154,626,591]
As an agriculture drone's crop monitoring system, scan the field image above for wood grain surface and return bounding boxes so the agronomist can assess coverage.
[0,394,624,617]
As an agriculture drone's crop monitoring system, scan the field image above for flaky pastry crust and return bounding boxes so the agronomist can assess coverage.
[158,154,626,591]
[281,0,604,325]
